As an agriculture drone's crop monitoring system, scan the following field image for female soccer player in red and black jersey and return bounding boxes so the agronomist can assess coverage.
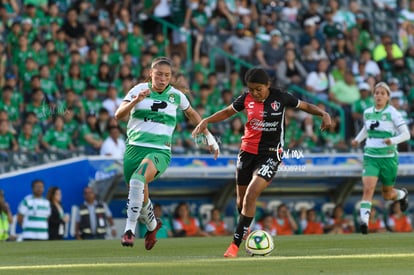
[192,67,332,257]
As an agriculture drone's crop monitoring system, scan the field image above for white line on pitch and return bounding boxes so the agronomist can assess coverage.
[1,253,414,270]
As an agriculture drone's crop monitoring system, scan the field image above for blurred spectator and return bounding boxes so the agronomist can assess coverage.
[352,48,382,81]
[373,33,404,63]
[350,14,375,57]
[330,0,357,32]
[61,8,87,42]
[374,0,399,11]
[352,82,374,132]
[367,206,387,233]
[329,71,360,139]
[18,121,41,154]
[223,22,256,64]
[255,28,284,77]
[90,62,113,97]
[75,187,116,240]
[41,115,76,153]
[153,203,173,238]
[329,33,353,63]
[222,116,244,153]
[387,201,412,232]
[223,69,244,96]
[63,63,86,96]
[172,202,208,237]
[0,189,13,241]
[99,125,125,159]
[78,112,104,155]
[253,214,277,236]
[299,17,324,48]
[0,119,18,153]
[205,207,232,236]
[388,78,409,111]
[305,58,335,101]
[324,205,355,234]
[17,179,51,240]
[308,37,329,62]
[0,85,20,128]
[299,208,324,235]
[102,85,123,117]
[321,6,342,51]
[321,116,348,151]
[281,0,300,23]
[329,71,360,106]
[331,55,348,82]
[277,48,308,88]
[284,108,301,149]
[210,0,237,37]
[271,203,298,235]
[81,85,102,116]
[298,0,324,29]
[47,186,69,240]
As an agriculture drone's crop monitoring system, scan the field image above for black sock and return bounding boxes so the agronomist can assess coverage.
[233,214,253,247]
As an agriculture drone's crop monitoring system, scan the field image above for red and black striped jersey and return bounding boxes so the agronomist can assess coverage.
[232,88,300,155]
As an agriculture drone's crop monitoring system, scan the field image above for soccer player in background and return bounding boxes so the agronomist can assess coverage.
[115,57,219,250]
[192,67,331,257]
[351,82,410,234]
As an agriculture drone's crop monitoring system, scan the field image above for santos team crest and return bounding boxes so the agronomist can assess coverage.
[271,101,280,111]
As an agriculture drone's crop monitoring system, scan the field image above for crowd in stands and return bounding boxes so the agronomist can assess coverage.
[0,0,414,171]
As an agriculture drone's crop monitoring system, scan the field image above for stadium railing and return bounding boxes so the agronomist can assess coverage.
[208,46,254,75]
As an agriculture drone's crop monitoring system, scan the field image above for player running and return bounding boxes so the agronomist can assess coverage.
[351,82,410,234]
[192,67,331,257]
[115,57,219,250]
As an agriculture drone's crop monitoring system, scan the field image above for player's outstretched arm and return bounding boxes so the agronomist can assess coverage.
[297,101,332,131]
[351,126,367,147]
[184,106,221,159]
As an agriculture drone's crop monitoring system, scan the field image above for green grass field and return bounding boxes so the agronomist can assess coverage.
[1,233,414,275]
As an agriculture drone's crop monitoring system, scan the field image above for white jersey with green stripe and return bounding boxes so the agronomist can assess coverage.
[17,195,51,240]
[124,82,190,150]
[363,104,406,158]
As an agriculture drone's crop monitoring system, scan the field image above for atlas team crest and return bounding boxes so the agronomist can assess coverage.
[271,101,280,111]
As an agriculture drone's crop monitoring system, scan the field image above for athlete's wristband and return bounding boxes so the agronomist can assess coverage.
[206,132,219,151]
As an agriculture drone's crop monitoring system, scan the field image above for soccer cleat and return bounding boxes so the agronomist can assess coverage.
[144,218,162,250]
[399,188,409,212]
[360,223,368,235]
[121,230,135,247]
[224,242,239,258]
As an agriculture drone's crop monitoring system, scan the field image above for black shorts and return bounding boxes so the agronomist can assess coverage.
[236,150,281,186]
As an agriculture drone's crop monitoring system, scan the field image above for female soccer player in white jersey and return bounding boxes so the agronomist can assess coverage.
[115,57,219,250]
[351,82,411,234]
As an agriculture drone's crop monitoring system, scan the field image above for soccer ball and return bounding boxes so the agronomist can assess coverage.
[244,229,275,256]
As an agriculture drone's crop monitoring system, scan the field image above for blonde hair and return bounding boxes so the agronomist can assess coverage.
[374,82,391,96]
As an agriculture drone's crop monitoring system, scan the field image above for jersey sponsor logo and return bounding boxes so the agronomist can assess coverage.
[271,100,280,111]
[248,102,254,109]
[369,120,380,130]
[249,118,279,131]
[151,100,168,112]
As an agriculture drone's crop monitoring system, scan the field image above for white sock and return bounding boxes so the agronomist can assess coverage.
[359,201,372,224]
[124,176,145,234]
[140,198,157,231]
[396,189,406,200]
